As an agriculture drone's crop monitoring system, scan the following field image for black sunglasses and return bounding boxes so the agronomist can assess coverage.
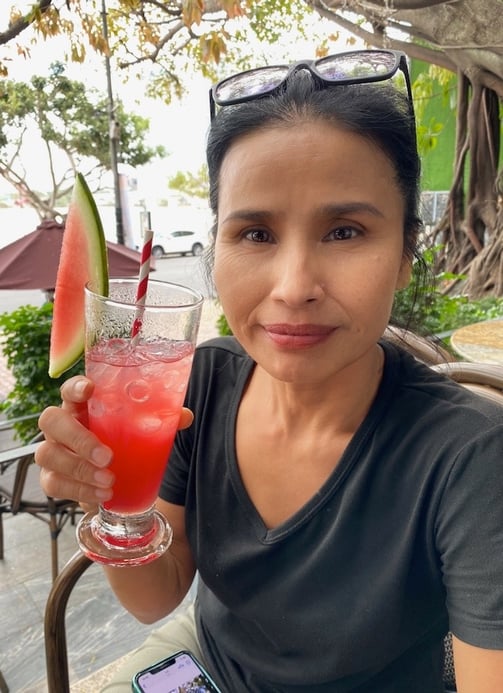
[209,49,415,124]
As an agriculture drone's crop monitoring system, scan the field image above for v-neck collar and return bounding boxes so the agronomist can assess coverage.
[223,341,401,543]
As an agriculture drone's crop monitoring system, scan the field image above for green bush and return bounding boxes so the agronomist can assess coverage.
[0,302,84,442]
[392,249,503,338]
[216,312,233,337]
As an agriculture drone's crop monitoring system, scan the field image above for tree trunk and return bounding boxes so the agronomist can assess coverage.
[433,74,501,297]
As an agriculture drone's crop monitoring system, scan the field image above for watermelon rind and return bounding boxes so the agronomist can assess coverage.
[48,173,109,378]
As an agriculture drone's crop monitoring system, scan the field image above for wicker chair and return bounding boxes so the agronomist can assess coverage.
[43,361,503,693]
[383,325,454,365]
[0,430,80,582]
[432,360,503,403]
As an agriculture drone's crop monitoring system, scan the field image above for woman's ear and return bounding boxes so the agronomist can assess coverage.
[396,257,413,290]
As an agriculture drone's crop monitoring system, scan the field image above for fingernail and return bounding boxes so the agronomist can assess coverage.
[94,469,114,487]
[91,447,112,467]
[95,488,113,501]
[74,379,87,397]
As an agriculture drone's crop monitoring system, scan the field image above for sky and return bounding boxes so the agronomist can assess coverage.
[0,3,352,200]
[0,5,210,197]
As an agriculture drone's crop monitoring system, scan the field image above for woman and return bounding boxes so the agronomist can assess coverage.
[36,50,503,691]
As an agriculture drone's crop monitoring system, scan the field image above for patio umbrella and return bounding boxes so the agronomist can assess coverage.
[0,219,153,292]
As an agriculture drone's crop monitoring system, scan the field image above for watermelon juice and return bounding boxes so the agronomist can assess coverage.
[86,338,194,514]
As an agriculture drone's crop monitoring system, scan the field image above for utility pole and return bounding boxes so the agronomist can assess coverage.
[101,0,124,245]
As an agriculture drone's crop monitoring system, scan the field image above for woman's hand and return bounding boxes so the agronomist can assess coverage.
[36,376,113,506]
[35,376,194,506]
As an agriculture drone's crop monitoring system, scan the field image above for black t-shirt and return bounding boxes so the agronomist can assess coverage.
[160,337,503,692]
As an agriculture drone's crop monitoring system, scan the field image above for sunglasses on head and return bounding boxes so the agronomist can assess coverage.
[209,49,415,123]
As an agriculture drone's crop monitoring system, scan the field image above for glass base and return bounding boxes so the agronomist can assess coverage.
[76,506,173,567]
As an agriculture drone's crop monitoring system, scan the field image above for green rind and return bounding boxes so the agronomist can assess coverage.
[74,172,109,297]
[48,173,109,378]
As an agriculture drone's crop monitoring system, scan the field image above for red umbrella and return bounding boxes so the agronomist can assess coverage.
[0,219,154,291]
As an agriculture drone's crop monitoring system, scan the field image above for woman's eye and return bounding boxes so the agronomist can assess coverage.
[324,226,359,241]
[244,228,272,243]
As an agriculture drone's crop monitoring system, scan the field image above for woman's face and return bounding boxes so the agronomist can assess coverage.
[213,120,411,385]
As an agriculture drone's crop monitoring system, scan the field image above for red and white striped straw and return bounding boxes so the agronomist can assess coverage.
[131,229,154,344]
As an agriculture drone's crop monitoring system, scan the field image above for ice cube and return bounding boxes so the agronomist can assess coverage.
[88,399,106,418]
[138,416,163,434]
[126,379,151,402]
[162,370,181,391]
[139,361,168,379]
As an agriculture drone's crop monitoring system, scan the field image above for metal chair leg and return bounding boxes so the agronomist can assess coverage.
[0,669,9,692]
[0,513,4,560]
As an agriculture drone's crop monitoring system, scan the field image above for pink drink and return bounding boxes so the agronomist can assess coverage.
[86,338,194,514]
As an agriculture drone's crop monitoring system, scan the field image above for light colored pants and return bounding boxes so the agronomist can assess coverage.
[102,603,204,692]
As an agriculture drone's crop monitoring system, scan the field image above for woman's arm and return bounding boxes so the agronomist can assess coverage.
[103,498,196,624]
[453,635,503,692]
[36,376,196,623]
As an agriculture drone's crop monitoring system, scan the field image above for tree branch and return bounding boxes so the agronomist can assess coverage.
[0,0,54,45]
[307,1,457,71]
[117,19,186,67]
[353,0,457,9]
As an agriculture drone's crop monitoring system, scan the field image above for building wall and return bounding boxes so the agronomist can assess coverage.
[411,59,457,192]
[411,58,503,199]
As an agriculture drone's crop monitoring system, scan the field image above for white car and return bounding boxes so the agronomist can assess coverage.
[151,230,209,258]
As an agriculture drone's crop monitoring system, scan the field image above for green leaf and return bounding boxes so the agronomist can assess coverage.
[0,303,85,442]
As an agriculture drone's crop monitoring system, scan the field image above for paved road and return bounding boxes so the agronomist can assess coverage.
[153,255,214,298]
[0,255,214,314]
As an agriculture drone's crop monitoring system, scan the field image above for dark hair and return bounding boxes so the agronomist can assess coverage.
[206,69,423,263]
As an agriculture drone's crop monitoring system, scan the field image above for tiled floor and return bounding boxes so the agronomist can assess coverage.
[0,451,201,693]
[0,509,164,692]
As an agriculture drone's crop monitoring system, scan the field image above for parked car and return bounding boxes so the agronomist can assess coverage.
[151,230,208,258]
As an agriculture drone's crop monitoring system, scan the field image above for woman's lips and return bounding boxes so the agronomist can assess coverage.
[263,324,335,348]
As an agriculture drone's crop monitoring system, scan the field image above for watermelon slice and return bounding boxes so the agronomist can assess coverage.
[49,173,109,378]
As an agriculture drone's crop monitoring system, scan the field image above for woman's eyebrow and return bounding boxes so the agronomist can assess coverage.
[221,209,271,224]
[318,202,385,219]
[221,202,385,225]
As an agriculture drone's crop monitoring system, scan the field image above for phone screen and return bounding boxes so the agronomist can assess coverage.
[134,651,221,692]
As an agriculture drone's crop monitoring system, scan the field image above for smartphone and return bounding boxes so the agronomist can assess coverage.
[132,649,222,692]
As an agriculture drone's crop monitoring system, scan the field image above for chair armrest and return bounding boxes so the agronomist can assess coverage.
[432,361,503,390]
[0,442,40,466]
[44,551,93,693]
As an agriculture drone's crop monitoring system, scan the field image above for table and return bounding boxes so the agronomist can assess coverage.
[451,319,503,364]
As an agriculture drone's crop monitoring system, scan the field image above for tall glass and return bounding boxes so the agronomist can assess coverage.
[76,279,203,566]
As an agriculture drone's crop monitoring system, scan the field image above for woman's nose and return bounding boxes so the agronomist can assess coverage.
[269,247,325,306]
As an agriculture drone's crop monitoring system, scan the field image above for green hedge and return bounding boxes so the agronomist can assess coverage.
[392,250,502,337]
[0,302,84,442]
